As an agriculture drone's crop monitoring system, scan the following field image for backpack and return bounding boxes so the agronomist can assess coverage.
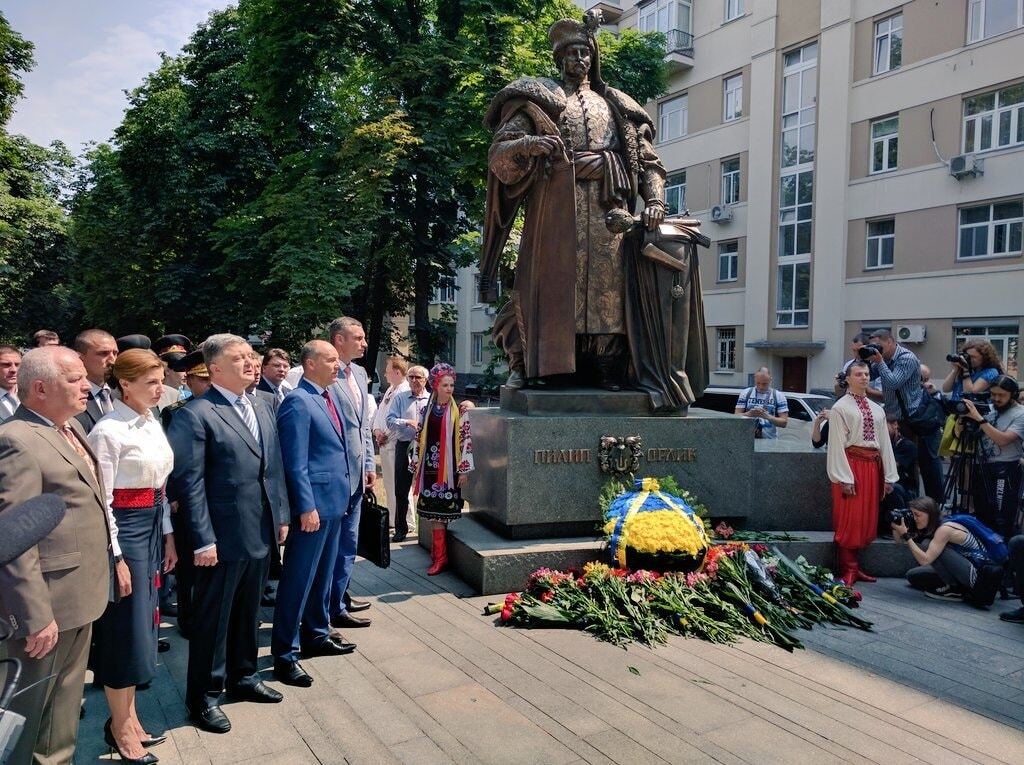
[944,514,1009,564]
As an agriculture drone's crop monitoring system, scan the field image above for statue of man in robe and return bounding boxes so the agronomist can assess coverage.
[479,11,709,411]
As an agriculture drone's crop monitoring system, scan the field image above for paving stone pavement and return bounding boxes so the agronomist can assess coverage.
[75,543,1024,764]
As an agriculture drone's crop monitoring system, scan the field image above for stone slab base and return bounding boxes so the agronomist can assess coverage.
[421,515,917,595]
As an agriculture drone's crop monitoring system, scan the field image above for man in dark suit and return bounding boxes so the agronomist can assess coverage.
[0,344,21,423]
[73,329,119,434]
[258,348,293,404]
[0,346,111,764]
[272,341,356,687]
[167,334,291,734]
[326,317,376,630]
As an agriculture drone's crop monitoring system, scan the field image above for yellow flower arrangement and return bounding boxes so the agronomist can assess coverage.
[603,510,709,558]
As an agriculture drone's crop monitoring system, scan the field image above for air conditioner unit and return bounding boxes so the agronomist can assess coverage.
[896,324,926,343]
[710,204,733,223]
[949,154,984,180]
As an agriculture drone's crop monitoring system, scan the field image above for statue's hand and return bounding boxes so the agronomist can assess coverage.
[642,201,666,231]
[524,135,565,159]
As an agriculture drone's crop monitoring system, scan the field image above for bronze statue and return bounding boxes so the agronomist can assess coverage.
[479,11,709,411]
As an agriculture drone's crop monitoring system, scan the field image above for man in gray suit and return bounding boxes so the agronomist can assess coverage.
[0,346,111,765]
[326,317,376,630]
[73,329,119,434]
[0,345,20,423]
[167,334,291,734]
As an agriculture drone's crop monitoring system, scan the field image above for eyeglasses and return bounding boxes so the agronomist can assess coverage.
[407,374,426,380]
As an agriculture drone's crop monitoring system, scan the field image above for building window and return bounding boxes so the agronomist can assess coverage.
[963,84,1024,154]
[776,262,810,327]
[718,241,739,282]
[640,0,692,35]
[955,323,1020,376]
[779,170,813,259]
[471,333,485,366]
[659,94,688,142]
[665,171,686,215]
[716,328,737,371]
[723,74,743,122]
[873,14,903,75]
[432,276,456,304]
[870,116,899,173]
[724,0,744,22]
[866,219,895,269]
[721,158,740,204]
[968,0,1024,43]
[781,43,818,168]
[958,199,1023,259]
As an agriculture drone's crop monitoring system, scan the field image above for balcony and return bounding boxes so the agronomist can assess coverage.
[585,0,623,23]
[664,29,694,71]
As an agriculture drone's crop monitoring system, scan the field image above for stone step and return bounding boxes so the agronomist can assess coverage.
[421,515,916,595]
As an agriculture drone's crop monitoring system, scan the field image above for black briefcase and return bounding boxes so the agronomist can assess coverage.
[357,491,390,568]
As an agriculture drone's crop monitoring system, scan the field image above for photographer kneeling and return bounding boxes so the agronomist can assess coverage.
[959,375,1024,540]
[895,497,1002,605]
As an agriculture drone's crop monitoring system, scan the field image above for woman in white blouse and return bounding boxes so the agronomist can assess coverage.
[371,356,410,528]
[88,349,176,763]
[826,360,898,588]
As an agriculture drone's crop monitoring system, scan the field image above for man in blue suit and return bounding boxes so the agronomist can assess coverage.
[326,317,376,630]
[272,340,356,687]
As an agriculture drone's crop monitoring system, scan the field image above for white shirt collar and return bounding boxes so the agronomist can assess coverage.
[213,383,249,405]
[111,397,154,428]
[24,405,56,427]
[89,381,110,397]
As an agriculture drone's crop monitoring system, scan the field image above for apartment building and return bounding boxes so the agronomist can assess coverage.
[442,0,1024,392]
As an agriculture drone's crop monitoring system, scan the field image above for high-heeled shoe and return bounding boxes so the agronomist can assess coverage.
[104,718,159,764]
[141,733,167,748]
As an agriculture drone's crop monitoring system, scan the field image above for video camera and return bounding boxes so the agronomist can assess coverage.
[857,343,884,361]
[944,392,993,417]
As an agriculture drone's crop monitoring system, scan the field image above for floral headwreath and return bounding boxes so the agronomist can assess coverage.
[429,362,456,389]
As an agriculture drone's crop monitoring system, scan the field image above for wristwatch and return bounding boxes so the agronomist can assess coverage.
[113,554,124,564]
[900,532,912,542]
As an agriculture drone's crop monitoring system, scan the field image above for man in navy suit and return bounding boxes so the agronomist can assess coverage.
[272,340,356,687]
[168,334,291,734]
[326,317,376,630]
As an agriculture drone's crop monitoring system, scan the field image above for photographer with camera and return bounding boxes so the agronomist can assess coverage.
[895,497,1004,605]
[866,329,945,501]
[826,361,898,586]
[834,333,873,398]
[958,375,1024,540]
[941,340,1002,401]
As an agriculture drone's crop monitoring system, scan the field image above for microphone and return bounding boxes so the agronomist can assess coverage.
[0,495,67,566]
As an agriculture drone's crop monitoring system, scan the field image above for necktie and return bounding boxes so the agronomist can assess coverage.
[0,391,16,417]
[57,425,99,484]
[234,395,260,442]
[276,385,285,404]
[344,366,361,409]
[96,386,113,415]
[322,390,343,433]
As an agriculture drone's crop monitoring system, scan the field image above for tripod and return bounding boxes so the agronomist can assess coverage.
[940,419,992,515]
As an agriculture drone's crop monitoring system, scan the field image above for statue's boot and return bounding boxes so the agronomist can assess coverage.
[596,359,621,392]
[505,369,525,389]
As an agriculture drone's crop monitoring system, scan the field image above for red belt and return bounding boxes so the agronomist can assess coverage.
[111,488,164,509]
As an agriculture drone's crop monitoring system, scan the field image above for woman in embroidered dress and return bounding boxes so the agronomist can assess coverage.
[88,349,176,763]
[409,363,474,575]
[826,360,898,587]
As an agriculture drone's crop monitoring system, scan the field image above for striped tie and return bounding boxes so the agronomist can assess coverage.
[235,395,260,441]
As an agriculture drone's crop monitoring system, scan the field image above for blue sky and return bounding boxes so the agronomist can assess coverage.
[6,0,230,153]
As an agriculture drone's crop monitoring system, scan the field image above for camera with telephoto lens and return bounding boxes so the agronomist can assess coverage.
[948,392,993,417]
[889,508,914,528]
[946,352,970,368]
[857,343,883,361]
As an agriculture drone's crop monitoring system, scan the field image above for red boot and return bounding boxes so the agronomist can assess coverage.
[853,549,877,583]
[427,527,448,576]
[836,547,857,588]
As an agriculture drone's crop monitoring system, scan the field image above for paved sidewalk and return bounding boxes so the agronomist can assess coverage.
[76,543,1024,764]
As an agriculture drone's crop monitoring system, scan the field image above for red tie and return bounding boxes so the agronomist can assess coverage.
[322,390,343,433]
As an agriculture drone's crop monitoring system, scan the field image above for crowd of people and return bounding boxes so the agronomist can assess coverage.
[0,318,474,764]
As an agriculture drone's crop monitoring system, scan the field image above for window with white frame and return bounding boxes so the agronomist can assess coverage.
[873,14,903,75]
[968,0,1023,43]
[639,0,693,35]
[866,219,895,269]
[955,323,1020,376]
[718,241,739,282]
[432,276,457,304]
[781,43,817,168]
[723,74,743,122]
[870,116,899,173]
[724,0,744,22]
[471,333,485,366]
[665,171,686,215]
[659,94,688,142]
[716,328,737,371]
[963,84,1024,154]
[776,262,810,327]
[721,158,740,204]
[779,170,813,259]
[958,199,1023,259]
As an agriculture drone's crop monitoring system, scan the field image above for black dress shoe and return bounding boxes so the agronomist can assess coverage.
[302,637,356,657]
[331,612,371,628]
[346,599,371,612]
[391,532,407,543]
[228,678,283,703]
[273,659,314,687]
[190,704,231,734]
[157,638,171,653]
[160,601,178,617]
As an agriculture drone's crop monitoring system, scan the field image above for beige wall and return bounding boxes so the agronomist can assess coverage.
[854,2,969,83]
[700,236,747,290]
[776,0,821,51]
[706,323,745,379]
[682,64,752,135]
[848,94,960,180]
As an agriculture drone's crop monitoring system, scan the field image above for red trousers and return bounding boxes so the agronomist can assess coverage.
[832,446,882,549]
